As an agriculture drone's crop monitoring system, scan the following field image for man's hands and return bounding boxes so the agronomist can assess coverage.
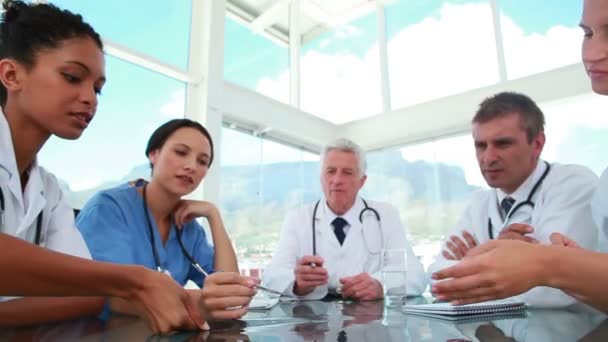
[339,273,383,301]
[498,223,538,243]
[443,224,539,261]
[550,232,581,248]
[293,256,328,296]
[442,231,478,260]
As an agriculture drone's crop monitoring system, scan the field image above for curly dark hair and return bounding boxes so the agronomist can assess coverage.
[0,0,103,106]
[145,119,215,170]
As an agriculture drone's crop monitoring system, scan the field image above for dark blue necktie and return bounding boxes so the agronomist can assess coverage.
[332,217,348,245]
[501,197,515,217]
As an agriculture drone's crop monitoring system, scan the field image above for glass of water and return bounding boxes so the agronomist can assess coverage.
[381,248,407,307]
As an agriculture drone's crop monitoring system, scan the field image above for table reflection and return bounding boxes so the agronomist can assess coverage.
[0,298,606,341]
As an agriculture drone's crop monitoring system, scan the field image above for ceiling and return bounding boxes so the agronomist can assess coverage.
[226,0,393,45]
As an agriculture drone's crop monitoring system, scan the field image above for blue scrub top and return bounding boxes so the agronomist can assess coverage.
[76,184,215,286]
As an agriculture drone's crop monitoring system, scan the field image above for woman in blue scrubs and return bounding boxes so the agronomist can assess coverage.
[77,119,248,318]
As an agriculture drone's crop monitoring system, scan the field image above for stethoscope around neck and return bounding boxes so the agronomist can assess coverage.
[141,182,207,277]
[311,198,382,256]
[487,161,551,239]
[0,186,44,245]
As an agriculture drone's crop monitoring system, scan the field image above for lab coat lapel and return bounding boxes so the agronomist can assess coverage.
[18,164,45,237]
[488,192,504,240]
[0,110,24,214]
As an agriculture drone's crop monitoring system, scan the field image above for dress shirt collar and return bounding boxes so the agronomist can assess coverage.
[322,196,364,231]
[496,160,547,205]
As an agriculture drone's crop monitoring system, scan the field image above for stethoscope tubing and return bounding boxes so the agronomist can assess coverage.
[142,183,200,275]
[311,198,381,256]
[487,161,551,239]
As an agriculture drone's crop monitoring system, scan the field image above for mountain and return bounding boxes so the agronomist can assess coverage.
[59,151,480,210]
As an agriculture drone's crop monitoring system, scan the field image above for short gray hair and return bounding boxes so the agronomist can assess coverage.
[321,138,367,175]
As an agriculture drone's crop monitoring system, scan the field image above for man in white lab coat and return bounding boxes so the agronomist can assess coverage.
[427,92,599,307]
[263,138,426,300]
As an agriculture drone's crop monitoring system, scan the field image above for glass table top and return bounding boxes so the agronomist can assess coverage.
[0,297,606,341]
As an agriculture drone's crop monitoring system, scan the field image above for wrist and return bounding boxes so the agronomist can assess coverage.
[205,207,223,227]
[293,281,312,296]
[537,245,559,288]
[118,265,148,300]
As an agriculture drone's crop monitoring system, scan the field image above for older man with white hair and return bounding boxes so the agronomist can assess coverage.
[263,138,426,300]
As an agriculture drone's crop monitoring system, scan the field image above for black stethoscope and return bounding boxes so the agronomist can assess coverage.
[487,161,551,239]
[311,198,381,256]
[0,186,43,245]
[141,182,208,277]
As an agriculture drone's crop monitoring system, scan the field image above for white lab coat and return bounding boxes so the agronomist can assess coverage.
[0,111,90,301]
[591,167,608,252]
[263,197,427,299]
[428,161,599,308]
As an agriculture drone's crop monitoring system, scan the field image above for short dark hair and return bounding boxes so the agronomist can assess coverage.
[0,0,103,106]
[145,119,215,169]
[473,92,545,142]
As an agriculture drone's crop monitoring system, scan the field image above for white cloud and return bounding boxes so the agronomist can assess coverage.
[254,2,582,124]
[387,3,499,109]
[501,16,581,79]
[540,92,608,175]
[160,89,186,118]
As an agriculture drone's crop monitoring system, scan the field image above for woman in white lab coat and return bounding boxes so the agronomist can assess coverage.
[0,1,219,332]
[431,0,608,314]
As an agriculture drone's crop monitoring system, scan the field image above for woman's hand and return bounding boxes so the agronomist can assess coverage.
[200,272,259,320]
[431,240,546,305]
[173,200,219,229]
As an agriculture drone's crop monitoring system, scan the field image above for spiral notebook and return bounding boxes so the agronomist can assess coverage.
[403,299,526,322]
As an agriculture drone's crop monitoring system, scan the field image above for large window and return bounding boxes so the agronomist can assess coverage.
[364,92,608,267]
[386,0,499,110]
[499,0,583,80]
[38,56,186,208]
[219,127,320,273]
[52,0,192,69]
[299,9,382,123]
[364,134,486,268]
[542,92,608,176]
[224,16,290,104]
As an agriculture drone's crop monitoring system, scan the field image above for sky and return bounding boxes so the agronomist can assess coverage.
[37,0,599,194]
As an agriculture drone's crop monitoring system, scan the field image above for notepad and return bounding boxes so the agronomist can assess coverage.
[248,296,280,310]
[405,309,527,324]
[403,299,526,320]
